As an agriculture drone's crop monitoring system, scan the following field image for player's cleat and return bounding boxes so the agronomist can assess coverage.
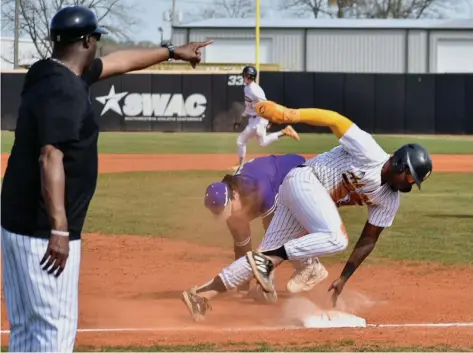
[182,288,212,322]
[286,259,329,293]
[247,280,278,304]
[281,125,300,141]
[246,251,275,293]
[256,101,301,125]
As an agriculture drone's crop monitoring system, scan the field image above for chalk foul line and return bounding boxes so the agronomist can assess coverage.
[1,322,473,334]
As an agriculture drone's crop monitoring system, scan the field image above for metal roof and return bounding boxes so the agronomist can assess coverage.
[174,18,473,30]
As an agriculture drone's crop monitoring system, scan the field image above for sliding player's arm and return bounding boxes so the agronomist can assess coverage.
[329,194,400,307]
[226,214,252,260]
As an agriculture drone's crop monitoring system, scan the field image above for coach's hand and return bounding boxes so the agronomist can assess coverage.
[41,233,70,277]
[328,277,346,307]
[174,40,214,68]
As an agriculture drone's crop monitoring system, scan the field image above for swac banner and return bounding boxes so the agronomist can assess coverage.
[90,74,214,132]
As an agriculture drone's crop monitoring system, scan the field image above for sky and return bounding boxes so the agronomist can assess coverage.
[123,0,279,42]
[4,0,473,43]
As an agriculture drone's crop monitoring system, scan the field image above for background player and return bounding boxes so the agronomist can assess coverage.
[204,154,328,303]
[181,102,432,321]
[233,66,300,170]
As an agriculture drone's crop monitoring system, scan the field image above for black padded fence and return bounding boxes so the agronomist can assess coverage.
[2,71,472,134]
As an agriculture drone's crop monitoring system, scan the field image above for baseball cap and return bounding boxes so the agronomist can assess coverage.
[204,182,232,221]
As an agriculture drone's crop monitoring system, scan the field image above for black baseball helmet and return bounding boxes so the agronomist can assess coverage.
[50,6,107,43]
[242,65,257,80]
[392,143,432,189]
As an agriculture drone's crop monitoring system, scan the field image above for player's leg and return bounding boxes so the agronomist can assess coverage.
[256,121,299,147]
[256,101,352,138]
[236,124,257,168]
[279,168,349,260]
[182,200,306,321]
[1,228,32,352]
[13,235,81,352]
[247,167,349,293]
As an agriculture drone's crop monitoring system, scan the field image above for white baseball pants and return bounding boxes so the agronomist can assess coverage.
[1,228,81,352]
[219,166,349,289]
[237,116,282,159]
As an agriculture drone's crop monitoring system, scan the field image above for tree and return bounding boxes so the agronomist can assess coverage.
[187,0,256,21]
[280,0,465,19]
[343,0,464,18]
[1,0,140,59]
[279,0,333,18]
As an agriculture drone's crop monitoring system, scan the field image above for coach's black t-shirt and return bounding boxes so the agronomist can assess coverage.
[1,58,103,241]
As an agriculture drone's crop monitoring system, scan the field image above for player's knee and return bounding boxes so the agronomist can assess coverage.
[331,225,349,252]
[237,135,245,146]
[257,136,266,147]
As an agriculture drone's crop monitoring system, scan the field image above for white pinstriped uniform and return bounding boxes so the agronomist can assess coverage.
[1,229,81,352]
[237,83,281,159]
[219,124,400,289]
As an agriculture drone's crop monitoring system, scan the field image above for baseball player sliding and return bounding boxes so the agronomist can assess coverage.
[203,154,328,303]
[181,101,432,321]
[233,66,300,170]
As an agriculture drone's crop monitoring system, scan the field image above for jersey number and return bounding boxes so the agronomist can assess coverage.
[228,75,244,86]
[234,158,255,175]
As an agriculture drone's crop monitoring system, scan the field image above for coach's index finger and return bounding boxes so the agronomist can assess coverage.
[197,39,214,48]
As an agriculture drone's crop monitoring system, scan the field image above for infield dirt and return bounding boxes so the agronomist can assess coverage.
[1,153,472,350]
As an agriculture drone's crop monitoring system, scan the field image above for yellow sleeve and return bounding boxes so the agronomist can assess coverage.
[298,108,353,139]
[255,100,353,139]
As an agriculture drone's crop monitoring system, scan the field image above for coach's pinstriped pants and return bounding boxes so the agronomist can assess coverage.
[219,166,348,289]
[1,228,81,352]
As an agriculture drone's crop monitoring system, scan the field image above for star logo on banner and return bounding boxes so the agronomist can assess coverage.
[95,85,128,116]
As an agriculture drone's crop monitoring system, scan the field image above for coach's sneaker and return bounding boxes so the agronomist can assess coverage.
[286,259,329,293]
[246,251,275,293]
[182,288,212,322]
[281,125,300,141]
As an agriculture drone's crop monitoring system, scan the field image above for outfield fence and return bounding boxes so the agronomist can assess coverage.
[1,71,472,134]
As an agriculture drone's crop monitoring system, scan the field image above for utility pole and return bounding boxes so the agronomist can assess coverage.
[169,0,177,43]
[171,0,177,26]
[13,0,20,69]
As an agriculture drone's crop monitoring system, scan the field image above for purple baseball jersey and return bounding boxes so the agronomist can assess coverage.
[234,154,305,217]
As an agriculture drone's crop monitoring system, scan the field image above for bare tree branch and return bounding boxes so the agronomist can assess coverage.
[1,0,140,60]
[186,0,258,21]
[280,0,466,18]
[278,0,334,18]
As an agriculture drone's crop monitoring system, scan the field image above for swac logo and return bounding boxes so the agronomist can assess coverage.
[95,85,207,122]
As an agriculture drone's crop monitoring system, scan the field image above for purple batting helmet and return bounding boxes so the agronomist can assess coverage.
[204,182,232,221]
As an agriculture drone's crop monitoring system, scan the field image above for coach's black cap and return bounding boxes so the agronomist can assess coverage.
[50,6,108,43]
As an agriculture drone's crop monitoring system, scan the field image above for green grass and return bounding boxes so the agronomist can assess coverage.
[2,131,473,154]
[85,171,473,265]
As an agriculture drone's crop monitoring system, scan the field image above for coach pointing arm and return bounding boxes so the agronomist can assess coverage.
[98,40,214,80]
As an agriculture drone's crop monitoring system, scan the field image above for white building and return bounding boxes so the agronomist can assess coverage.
[1,37,43,70]
[171,18,473,73]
